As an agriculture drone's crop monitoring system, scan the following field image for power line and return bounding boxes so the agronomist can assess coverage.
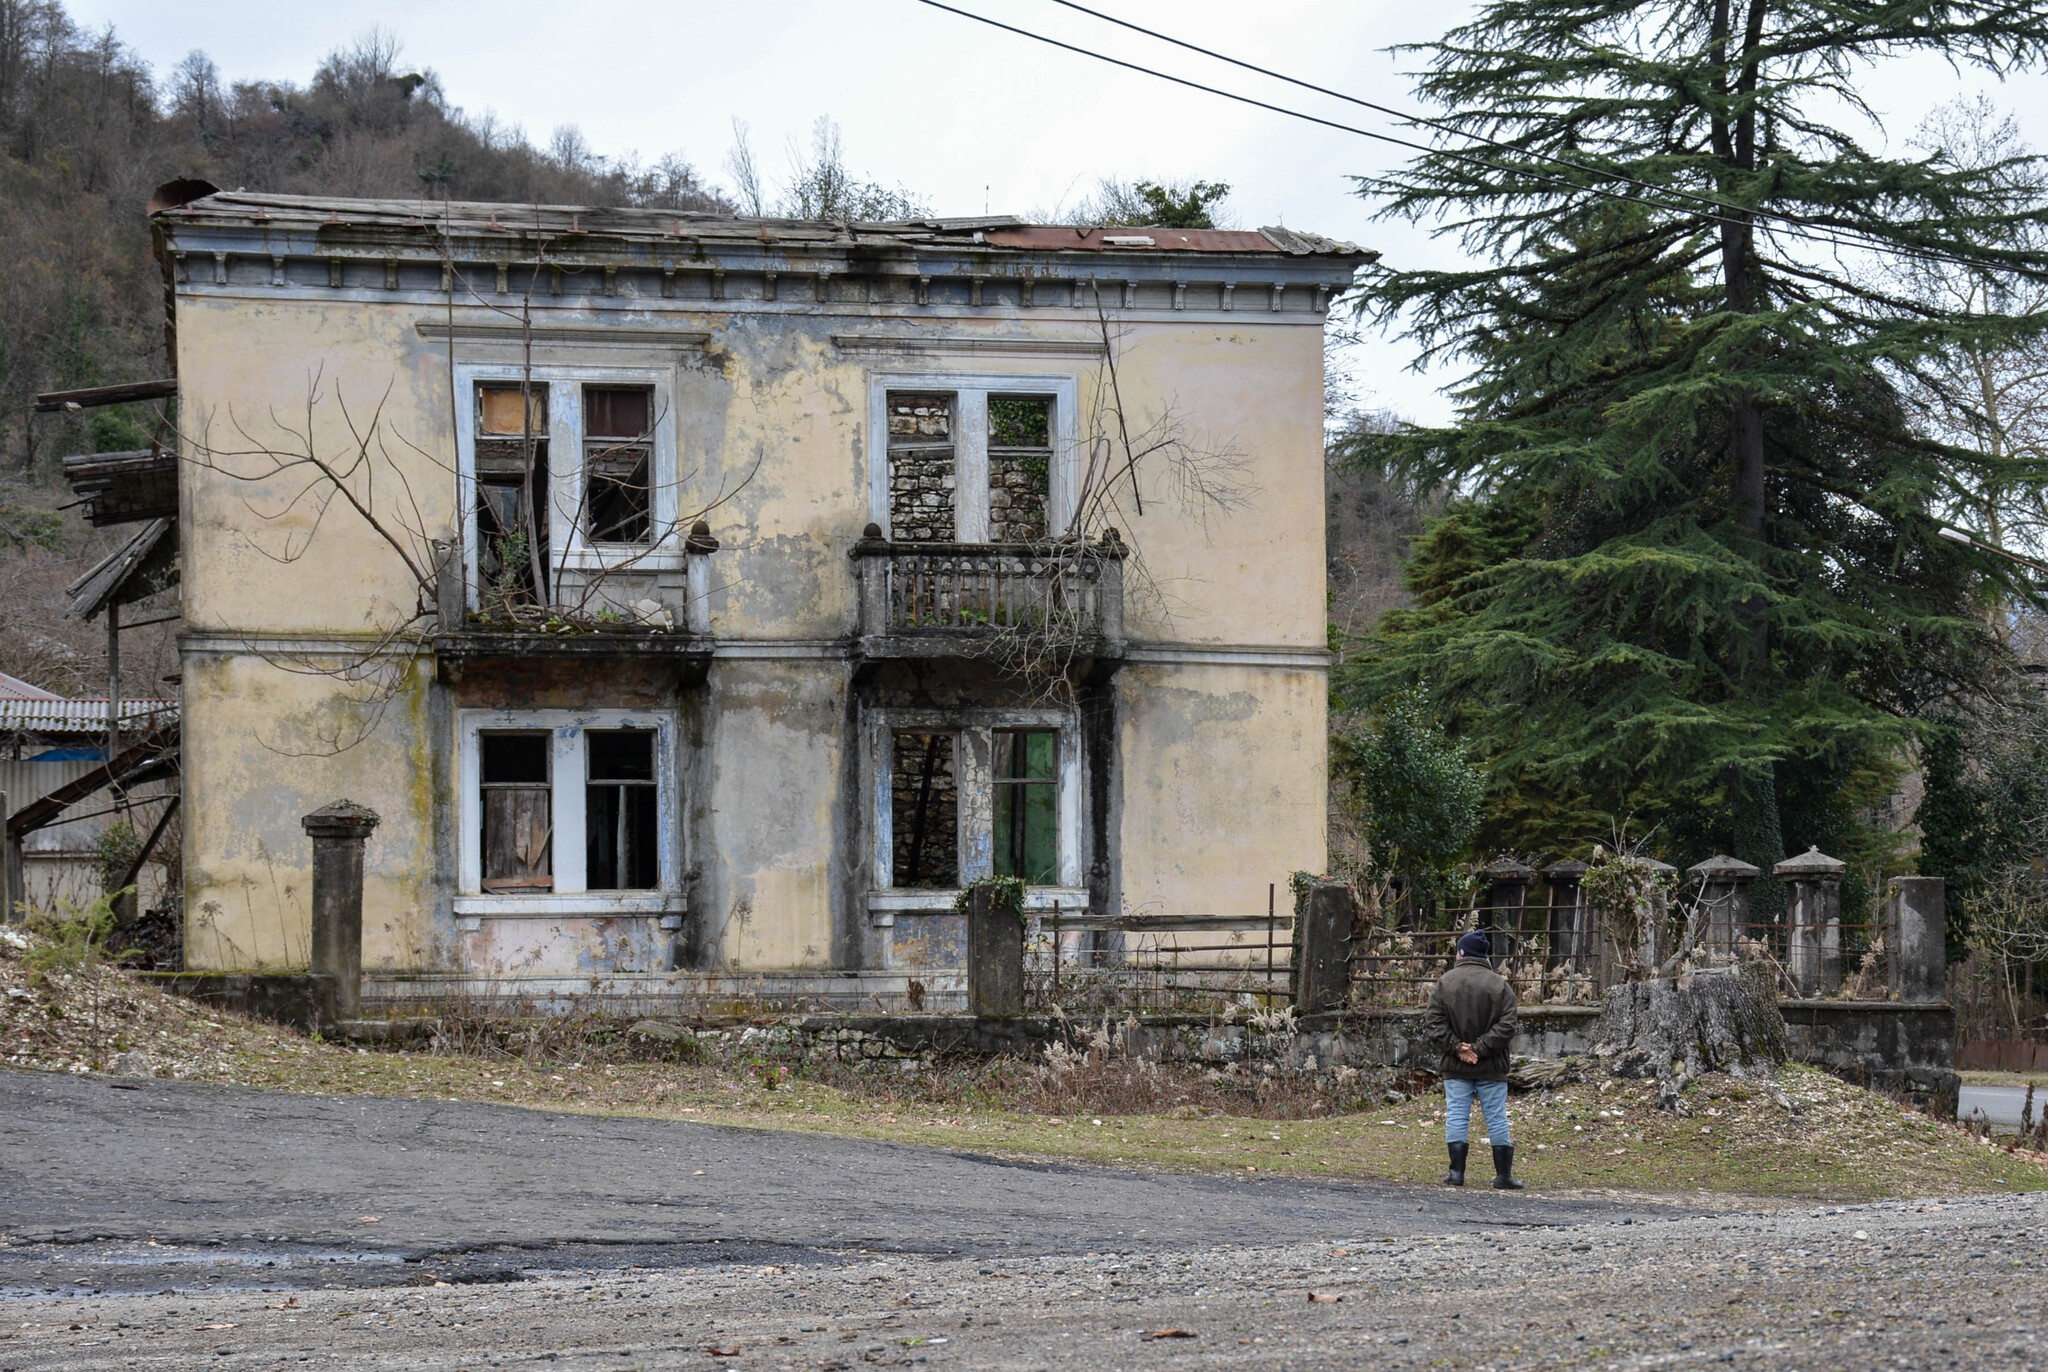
[915,0,2033,280]
[1044,0,1857,246]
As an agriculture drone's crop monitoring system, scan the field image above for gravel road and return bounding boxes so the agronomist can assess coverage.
[2,1070,2041,1369]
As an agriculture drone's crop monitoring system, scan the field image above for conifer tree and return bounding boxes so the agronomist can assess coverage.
[1344,1,2048,879]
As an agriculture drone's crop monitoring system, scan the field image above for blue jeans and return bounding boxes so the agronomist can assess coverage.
[1444,1077,1510,1147]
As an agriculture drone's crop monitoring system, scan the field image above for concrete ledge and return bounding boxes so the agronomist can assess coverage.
[1778,999,1958,1116]
[363,970,968,1016]
[141,972,338,1035]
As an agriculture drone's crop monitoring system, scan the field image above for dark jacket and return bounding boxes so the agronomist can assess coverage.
[1424,959,1519,1081]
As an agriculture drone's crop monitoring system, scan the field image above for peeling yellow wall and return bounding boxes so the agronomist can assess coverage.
[180,650,439,971]
[1116,663,1329,921]
[174,276,1331,974]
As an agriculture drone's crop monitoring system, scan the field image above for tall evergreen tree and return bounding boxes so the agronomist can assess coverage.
[1343,1,2048,876]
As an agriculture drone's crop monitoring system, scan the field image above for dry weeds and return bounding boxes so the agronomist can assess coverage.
[4,926,2046,1200]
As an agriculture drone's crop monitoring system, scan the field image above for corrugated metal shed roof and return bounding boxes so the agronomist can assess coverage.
[0,674,61,701]
[0,699,178,735]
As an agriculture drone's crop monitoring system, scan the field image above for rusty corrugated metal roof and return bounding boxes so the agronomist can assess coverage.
[0,699,178,735]
[154,192,1372,260]
[981,226,1358,255]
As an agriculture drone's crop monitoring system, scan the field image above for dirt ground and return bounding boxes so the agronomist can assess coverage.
[0,1070,2040,1372]
[5,928,2044,1201]
[7,930,2048,1369]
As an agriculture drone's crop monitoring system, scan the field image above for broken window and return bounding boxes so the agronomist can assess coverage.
[887,393,956,542]
[891,731,958,888]
[586,728,658,890]
[480,731,553,892]
[582,386,654,544]
[987,396,1051,542]
[992,729,1059,885]
[474,384,549,604]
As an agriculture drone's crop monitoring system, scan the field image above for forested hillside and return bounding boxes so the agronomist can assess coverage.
[0,3,733,478]
[0,1,741,695]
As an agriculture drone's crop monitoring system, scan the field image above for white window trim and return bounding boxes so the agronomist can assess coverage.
[863,706,1082,911]
[455,707,681,917]
[453,362,682,610]
[865,372,1082,541]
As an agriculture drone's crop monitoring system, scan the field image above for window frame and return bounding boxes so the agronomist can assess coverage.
[865,372,1083,542]
[454,363,682,608]
[456,708,681,916]
[863,706,1085,917]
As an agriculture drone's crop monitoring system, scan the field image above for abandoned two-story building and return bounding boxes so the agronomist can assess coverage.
[148,184,1368,1006]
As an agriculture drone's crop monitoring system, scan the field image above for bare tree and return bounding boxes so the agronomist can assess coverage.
[1894,98,2048,569]
[775,117,928,222]
[169,222,756,755]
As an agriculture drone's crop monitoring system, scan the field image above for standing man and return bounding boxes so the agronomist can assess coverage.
[1425,930,1524,1190]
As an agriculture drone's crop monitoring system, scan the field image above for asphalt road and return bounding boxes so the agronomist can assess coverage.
[2,1069,2042,1370]
[1958,1083,2045,1130]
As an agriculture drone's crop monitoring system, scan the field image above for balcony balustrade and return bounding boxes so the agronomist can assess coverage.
[850,525,1126,661]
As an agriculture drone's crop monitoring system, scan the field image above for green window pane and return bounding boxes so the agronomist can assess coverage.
[995,729,1058,780]
[994,729,1059,886]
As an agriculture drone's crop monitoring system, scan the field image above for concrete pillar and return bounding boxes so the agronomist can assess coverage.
[1775,847,1845,996]
[432,539,463,631]
[1888,876,1947,1004]
[1295,880,1355,1014]
[684,521,720,635]
[1543,861,1588,970]
[1686,855,1760,957]
[966,884,1024,1018]
[853,524,889,637]
[1474,856,1534,938]
[302,800,380,1025]
[1096,529,1126,647]
[1637,857,1678,977]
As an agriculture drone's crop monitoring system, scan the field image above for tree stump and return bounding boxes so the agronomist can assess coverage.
[1595,963,1786,1111]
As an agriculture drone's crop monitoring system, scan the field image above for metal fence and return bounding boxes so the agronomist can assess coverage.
[1347,923,1605,1008]
[1024,895,1293,1014]
[1007,876,1904,1017]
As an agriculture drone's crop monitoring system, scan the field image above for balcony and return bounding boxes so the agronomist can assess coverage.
[850,526,1126,663]
[430,524,718,687]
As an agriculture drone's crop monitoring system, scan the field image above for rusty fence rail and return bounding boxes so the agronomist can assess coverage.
[1347,923,1605,1008]
[1023,893,1293,1014]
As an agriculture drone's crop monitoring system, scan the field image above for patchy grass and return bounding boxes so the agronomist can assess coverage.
[5,927,2045,1202]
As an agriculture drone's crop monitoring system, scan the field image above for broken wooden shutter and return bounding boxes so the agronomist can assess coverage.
[474,383,549,604]
[480,731,553,891]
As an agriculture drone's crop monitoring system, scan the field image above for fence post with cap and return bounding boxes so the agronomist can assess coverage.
[302,800,380,1027]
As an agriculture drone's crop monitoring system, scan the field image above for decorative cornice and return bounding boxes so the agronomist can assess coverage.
[830,333,1109,358]
[416,320,711,350]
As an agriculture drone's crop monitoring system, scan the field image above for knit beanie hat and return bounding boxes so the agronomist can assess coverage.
[1456,930,1492,959]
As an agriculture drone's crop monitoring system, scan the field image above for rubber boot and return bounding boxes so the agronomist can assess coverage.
[1491,1144,1525,1190]
[1442,1141,1468,1186]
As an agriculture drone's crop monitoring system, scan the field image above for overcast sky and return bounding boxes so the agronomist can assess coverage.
[68,0,2048,424]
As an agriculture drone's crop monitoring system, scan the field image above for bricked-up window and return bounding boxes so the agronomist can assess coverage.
[887,393,956,541]
[891,731,959,888]
[987,396,1052,542]
[992,730,1059,885]
[582,386,654,543]
[586,729,658,890]
[480,731,553,892]
[475,385,549,599]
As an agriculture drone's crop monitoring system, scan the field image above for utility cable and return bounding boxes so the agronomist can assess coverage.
[915,0,2038,280]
